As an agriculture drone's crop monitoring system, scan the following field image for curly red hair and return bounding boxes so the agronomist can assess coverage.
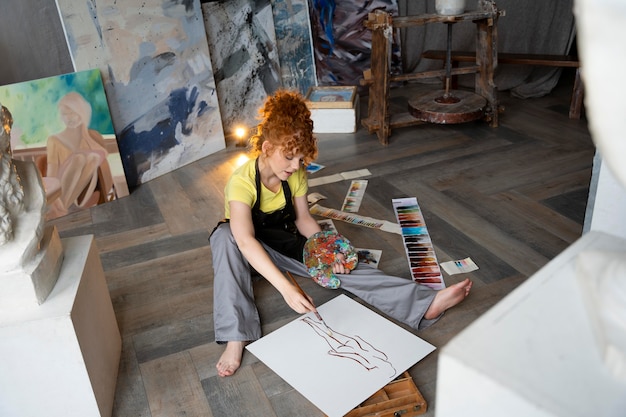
[249,90,318,165]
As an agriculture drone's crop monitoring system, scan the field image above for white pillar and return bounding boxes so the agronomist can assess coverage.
[0,235,121,417]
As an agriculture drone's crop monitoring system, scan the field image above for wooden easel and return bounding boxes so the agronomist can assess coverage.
[361,1,504,145]
[342,372,427,417]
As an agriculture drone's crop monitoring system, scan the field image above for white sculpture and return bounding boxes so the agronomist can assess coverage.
[0,104,25,245]
[574,0,626,382]
[0,102,63,310]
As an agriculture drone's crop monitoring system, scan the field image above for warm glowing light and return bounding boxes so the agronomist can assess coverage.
[234,126,248,147]
[235,154,250,167]
[234,126,247,139]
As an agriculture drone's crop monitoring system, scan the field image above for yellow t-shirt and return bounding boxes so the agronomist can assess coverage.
[224,158,308,219]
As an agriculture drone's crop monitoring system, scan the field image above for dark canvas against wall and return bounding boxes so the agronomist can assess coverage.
[202,0,282,135]
[308,0,401,89]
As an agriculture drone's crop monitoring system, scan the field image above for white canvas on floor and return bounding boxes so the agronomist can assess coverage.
[246,294,435,417]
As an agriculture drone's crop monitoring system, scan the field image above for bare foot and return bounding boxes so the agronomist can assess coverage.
[424,278,473,320]
[216,341,247,377]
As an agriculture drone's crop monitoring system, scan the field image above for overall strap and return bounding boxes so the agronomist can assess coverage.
[251,158,306,261]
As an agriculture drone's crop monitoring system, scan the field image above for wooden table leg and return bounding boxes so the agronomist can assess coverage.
[569,67,584,119]
[475,7,499,127]
[362,11,392,145]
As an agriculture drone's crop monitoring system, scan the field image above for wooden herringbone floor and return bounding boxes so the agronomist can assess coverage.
[50,69,594,417]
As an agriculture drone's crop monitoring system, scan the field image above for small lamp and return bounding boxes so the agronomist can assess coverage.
[234,126,247,147]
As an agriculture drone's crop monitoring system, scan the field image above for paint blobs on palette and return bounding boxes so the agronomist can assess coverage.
[392,197,445,290]
[303,231,358,289]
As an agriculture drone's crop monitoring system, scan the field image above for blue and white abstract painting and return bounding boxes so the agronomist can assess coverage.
[202,0,282,135]
[56,0,225,187]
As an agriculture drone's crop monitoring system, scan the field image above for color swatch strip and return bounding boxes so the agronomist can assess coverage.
[310,204,401,234]
[341,180,368,213]
[392,197,445,290]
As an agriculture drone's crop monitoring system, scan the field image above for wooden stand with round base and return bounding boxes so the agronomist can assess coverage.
[408,89,486,124]
[361,5,501,144]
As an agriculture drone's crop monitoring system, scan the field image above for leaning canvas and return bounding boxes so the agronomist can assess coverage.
[270,0,317,95]
[0,69,129,220]
[56,0,226,187]
[202,0,282,134]
[308,0,400,89]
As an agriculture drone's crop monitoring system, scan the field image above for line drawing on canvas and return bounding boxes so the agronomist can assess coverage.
[301,316,397,379]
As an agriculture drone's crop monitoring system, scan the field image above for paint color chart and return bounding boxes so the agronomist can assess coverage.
[392,197,445,290]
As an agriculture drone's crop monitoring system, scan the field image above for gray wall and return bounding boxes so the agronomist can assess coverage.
[0,0,73,86]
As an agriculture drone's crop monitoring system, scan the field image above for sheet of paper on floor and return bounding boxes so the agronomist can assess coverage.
[308,192,327,205]
[440,257,479,275]
[317,219,338,233]
[246,294,435,417]
[306,162,325,174]
[356,248,382,266]
[308,169,371,187]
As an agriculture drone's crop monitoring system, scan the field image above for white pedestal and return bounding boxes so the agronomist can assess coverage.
[0,235,121,417]
[0,225,64,310]
[436,231,626,417]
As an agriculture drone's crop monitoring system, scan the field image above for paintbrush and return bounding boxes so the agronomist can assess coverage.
[286,271,332,336]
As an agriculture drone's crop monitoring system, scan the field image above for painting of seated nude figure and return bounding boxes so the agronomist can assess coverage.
[0,69,129,220]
